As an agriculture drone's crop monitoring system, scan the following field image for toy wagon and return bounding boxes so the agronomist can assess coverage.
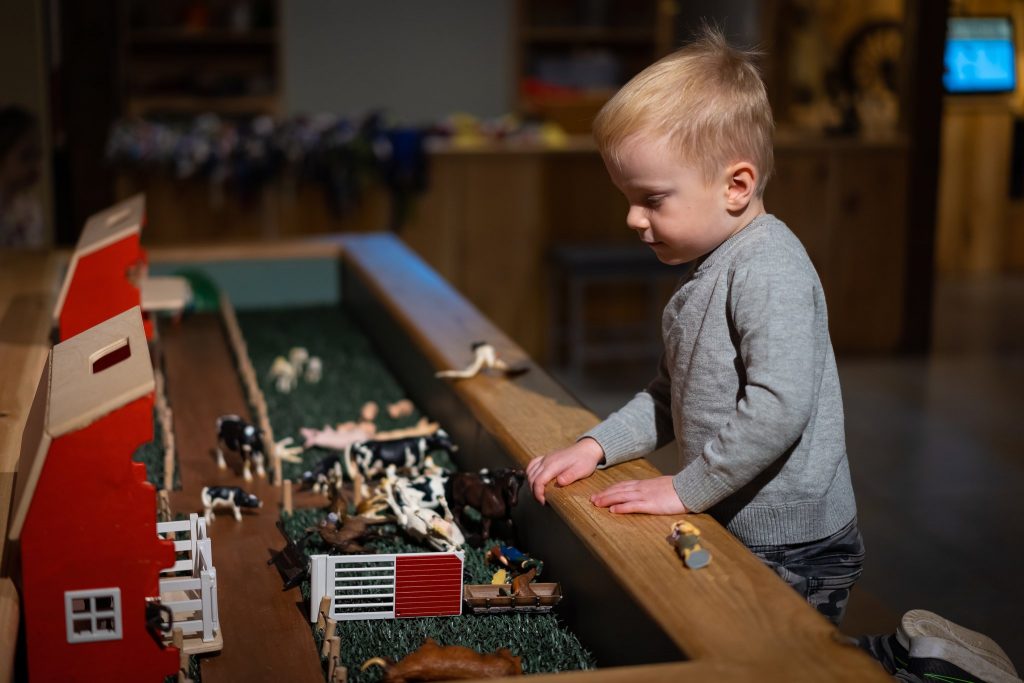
[463,583,563,614]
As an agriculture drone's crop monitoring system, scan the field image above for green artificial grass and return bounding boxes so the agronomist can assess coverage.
[133,408,178,489]
[236,306,428,482]
[241,305,595,681]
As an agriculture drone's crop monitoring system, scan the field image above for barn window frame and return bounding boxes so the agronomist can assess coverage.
[64,587,123,643]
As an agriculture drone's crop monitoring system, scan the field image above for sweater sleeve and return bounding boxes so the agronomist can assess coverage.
[581,354,676,467]
[673,244,825,512]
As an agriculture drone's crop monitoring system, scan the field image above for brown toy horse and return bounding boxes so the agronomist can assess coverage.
[448,468,525,543]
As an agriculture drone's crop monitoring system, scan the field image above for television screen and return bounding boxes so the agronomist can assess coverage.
[944,17,1016,94]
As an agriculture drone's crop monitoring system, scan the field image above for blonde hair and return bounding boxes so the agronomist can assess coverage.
[593,27,774,196]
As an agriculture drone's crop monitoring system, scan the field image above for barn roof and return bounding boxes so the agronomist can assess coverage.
[52,194,145,323]
[7,307,153,542]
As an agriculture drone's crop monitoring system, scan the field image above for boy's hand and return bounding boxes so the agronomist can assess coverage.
[590,475,688,515]
[527,437,605,505]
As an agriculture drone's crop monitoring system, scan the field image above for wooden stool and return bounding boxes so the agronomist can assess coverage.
[549,244,681,378]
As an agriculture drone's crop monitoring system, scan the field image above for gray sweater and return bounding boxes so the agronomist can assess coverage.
[584,214,856,546]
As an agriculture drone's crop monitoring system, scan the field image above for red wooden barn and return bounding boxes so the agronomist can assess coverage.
[6,307,178,682]
[52,195,153,341]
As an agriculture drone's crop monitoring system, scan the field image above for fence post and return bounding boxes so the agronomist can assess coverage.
[310,555,328,623]
[320,619,337,656]
[200,568,214,642]
[189,514,200,571]
[326,636,342,680]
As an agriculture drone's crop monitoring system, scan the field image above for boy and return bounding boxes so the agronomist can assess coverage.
[527,28,1020,683]
[529,26,861,620]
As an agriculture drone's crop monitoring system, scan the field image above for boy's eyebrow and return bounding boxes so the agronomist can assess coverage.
[622,181,673,194]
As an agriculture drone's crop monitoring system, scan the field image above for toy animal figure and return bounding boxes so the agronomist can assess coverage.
[361,637,522,682]
[348,429,458,479]
[215,415,266,481]
[304,356,322,383]
[144,600,173,649]
[302,452,345,494]
[201,485,262,523]
[288,346,309,373]
[385,466,455,521]
[300,422,377,452]
[268,355,298,393]
[434,341,529,380]
[383,476,465,551]
[448,468,525,543]
[308,510,388,554]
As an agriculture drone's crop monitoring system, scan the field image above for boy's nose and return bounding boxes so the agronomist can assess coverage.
[626,205,649,231]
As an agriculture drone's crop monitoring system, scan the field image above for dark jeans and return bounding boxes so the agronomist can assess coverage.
[748,517,866,627]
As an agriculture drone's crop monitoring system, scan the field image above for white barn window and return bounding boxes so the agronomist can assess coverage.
[64,587,123,643]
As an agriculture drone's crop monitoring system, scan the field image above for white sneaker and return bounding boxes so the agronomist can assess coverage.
[898,609,1021,683]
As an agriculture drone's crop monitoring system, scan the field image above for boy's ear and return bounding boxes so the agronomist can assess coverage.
[723,161,758,210]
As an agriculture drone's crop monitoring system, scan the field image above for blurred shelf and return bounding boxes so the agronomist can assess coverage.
[522,27,656,44]
[515,0,675,133]
[126,94,279,117]
[119,1,281,119]
[127,29,276,47]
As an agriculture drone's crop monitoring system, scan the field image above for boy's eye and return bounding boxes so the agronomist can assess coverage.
[645,195,665,208]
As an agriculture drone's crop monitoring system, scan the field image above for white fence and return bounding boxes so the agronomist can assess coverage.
[157,514,220,642]
[310,551,463,622]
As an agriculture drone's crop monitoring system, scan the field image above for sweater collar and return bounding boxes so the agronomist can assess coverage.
[692,213,775,275]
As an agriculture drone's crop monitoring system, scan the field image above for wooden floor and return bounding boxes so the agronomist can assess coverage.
[161,313,325,683]
[555,274,1024,670]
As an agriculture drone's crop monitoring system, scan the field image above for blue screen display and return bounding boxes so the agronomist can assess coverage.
[944,18,1017,94]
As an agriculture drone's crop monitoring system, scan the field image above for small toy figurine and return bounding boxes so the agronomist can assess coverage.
[382,477,465,551]
[434,341,529,380]
[360,400,379,422]
[215,414,266,481]
[268,519,313,591]
[387,398,414,418]
[269,355,298,393]
[487,544,543,580]
[200,485,263,523]
[361,638,522,681]
[449,468,525,543]
[300,422,377,451]
[668,520,711,569]
[288,346,309,373]
[307,510,388,554]
[347,429,458,479]
[305,356,322,383]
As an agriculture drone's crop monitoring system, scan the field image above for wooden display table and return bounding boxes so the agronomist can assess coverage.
[0,237,888,682]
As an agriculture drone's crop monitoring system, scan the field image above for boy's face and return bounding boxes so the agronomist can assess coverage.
[604,135,739,266]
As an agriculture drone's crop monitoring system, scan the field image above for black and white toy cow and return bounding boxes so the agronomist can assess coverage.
[301,453,344,494]
[201,486,263,523]
[348,429,458,479]
[215,415,266,482]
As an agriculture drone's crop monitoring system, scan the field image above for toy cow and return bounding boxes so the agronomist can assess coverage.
[201,486,263,523]
[301,452,344,493]
[215,414,266,481]
[361,638,522,681]
[348,429,457,479]
[387,464,454,521]
[382,477,464,551]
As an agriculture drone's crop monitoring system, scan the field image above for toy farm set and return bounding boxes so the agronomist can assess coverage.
[0,196,890,682]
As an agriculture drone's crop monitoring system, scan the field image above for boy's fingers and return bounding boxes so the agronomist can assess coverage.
[609,501,646,514]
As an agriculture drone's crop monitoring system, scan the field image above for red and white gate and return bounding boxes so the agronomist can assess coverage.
[309,551,464,622]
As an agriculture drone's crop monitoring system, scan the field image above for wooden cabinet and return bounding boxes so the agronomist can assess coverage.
[515,0,677,132]
[118,0,281,117]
